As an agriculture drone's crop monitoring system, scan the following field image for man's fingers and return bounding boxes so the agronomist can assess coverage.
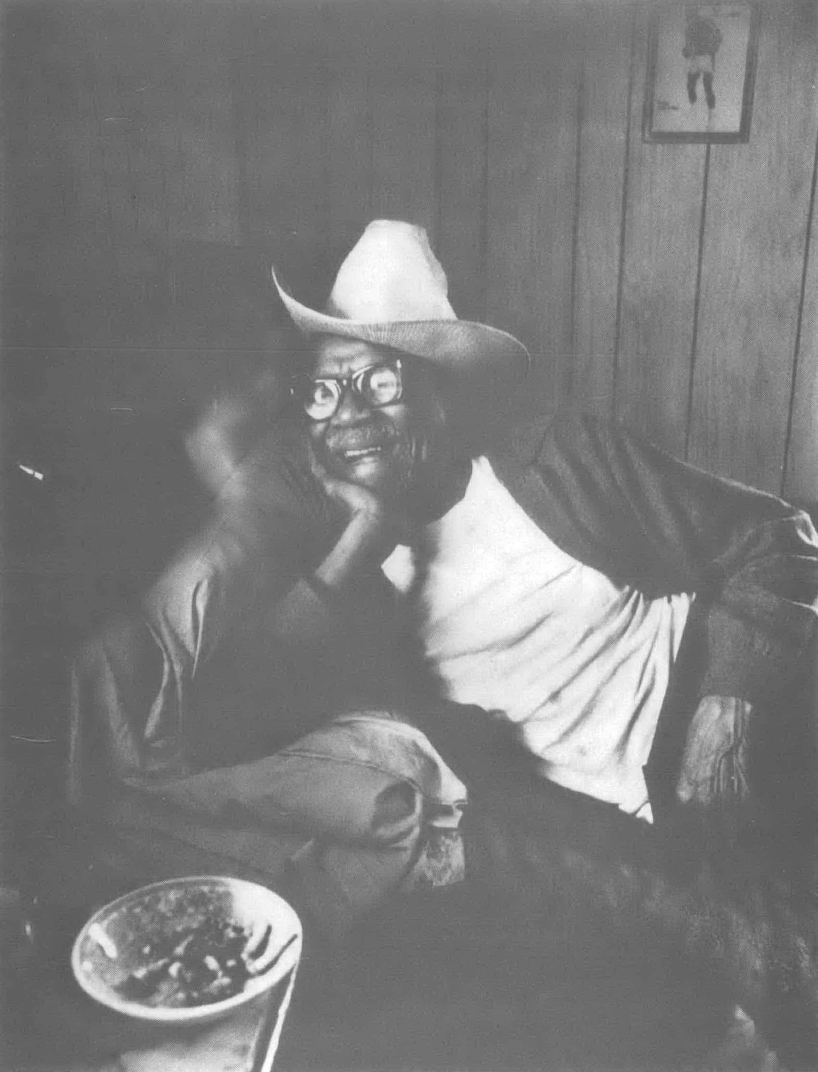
[677,744,750,806]
[307,447,330,485]
[725,745,750,800]
[676,769,711,805]
[308,447,364,504]
[675,696,754,808]
[307,447,390,518]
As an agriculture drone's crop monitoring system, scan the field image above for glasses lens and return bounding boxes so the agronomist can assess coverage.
[301,378,339,420]
[361,364,401,407]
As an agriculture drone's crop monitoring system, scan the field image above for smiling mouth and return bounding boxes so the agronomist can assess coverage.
[338,445,388,462]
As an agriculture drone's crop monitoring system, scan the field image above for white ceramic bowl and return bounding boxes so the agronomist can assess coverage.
[71,876,301,1025]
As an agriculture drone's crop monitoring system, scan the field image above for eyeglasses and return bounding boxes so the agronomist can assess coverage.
[292,359,404,421]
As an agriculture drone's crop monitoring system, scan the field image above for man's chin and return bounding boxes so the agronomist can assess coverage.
[343,452,388,480]
[328,453,412,500]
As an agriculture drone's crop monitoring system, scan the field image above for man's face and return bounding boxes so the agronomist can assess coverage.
[304,336,440,503]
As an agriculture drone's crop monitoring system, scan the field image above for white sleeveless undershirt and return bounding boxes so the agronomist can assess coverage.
[382,456,693,819]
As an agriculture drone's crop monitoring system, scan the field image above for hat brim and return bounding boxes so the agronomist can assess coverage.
[272,267,531,380]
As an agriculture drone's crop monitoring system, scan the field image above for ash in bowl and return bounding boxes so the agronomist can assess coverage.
[72,877,301,1023]
[114,916,275,1007]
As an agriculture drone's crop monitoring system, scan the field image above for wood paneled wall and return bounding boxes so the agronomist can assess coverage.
[3,0,817,500]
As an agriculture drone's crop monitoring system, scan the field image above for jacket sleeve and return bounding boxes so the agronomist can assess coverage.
[529,414,818,709]
[68,421,345,798]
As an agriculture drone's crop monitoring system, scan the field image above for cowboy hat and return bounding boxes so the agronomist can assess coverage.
[271,220,530,380]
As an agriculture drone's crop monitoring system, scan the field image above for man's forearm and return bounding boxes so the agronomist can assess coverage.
[313,511,390,597]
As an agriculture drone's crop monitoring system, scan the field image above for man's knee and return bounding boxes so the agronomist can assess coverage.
[272,709,463,846]
[370,780,420,846]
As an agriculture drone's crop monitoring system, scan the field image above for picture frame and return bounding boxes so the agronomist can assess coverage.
[643,3,760,143]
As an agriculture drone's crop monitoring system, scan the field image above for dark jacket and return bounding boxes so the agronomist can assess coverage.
[69,411,818,812]
[496,414,818,707]
[493,414,818,818]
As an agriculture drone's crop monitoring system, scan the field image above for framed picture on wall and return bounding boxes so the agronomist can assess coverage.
[643,3,760,142]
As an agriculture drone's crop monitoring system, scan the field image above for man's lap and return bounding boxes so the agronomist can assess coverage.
[89,710,466,937]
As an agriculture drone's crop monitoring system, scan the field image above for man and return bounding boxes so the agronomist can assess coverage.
[273,220,816,819]
[69,221,818,1061]
[683,7,722,111]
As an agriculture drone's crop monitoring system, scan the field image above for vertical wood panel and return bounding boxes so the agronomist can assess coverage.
[1,4,105,345]
[688,2,818,491]
[230,4,329,261]
[435,7,489,323]
[78,4,238,244]
[1,3,76,241]
[617,7,706,457]
[324,4,374,262]
[2,2,241,349]
[485,4,580,428]
[164,15,241,246]
[369,3,438,239]
[784,129,818,504]
[572,5,633,418]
